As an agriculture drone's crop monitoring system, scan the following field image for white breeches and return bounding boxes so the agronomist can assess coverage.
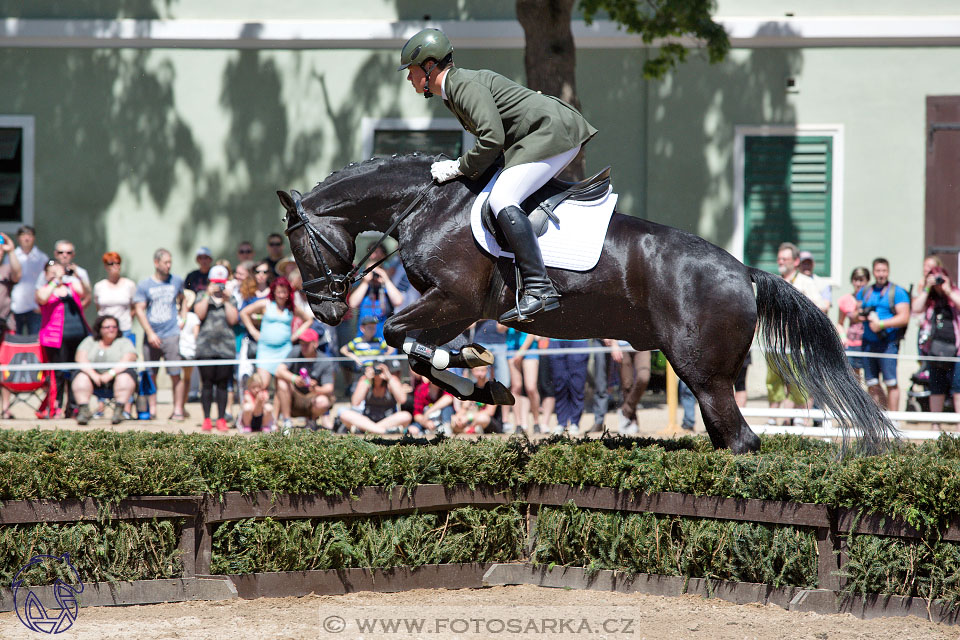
[487,145,581,215]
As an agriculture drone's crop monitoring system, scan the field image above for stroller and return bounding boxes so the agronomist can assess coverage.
[906,365,956,413]
[0,334,57,416]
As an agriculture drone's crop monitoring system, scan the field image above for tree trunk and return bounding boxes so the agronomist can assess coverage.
[516,0,585,180]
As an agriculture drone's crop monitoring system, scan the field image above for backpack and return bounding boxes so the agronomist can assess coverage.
[858,282,906,342]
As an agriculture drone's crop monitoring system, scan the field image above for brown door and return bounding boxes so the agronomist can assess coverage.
[925,96,960,281]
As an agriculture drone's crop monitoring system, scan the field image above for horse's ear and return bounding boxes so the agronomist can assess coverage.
[276,190,296,213]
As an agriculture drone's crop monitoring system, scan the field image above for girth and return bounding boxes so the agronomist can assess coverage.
[481,166,611,249]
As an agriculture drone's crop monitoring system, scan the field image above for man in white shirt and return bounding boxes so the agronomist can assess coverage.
[798,250,832,313]
[767,242,828,421]
[11,226,48,335]
[36,239,91,308]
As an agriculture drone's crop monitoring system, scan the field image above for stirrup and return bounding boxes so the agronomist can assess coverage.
[499,293,560,324]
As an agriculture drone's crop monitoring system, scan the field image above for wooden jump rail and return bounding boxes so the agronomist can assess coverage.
[1,484,958,617]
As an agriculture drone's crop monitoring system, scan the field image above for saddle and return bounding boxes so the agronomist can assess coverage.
[481,166,612,251]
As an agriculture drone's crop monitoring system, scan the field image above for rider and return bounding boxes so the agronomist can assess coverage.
[398,28,597,323]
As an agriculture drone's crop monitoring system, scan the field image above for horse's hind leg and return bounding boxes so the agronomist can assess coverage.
[684,377,760,454]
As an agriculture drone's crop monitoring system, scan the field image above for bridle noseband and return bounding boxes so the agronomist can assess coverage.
[284,179,434,306]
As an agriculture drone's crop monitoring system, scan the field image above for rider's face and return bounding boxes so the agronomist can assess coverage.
[407,65,427,94]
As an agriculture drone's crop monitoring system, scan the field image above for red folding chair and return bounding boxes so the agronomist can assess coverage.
[0,334,58,417]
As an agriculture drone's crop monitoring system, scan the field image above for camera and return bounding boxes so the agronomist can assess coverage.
[65,267,74,276]
[936,276,945,286]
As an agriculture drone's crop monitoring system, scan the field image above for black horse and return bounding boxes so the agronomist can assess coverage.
[279,153,895,454]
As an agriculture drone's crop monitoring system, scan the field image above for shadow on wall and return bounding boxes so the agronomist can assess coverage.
[186,45,424,257]
[647,21,802,258]
[0,46,202,268]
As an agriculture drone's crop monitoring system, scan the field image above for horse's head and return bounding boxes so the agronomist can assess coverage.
[278,188,356,325]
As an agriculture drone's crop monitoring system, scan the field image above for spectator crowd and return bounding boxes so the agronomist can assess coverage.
[0,225,956,435]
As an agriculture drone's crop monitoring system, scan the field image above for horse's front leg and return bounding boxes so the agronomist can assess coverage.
[382,289,493,371]
[382,289,514,406]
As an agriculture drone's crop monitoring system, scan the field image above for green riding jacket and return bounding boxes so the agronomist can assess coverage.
[441,67,598,180]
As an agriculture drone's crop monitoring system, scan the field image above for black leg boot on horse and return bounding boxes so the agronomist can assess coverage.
[496,206,561,324]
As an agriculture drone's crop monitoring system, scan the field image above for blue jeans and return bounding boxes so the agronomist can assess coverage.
[678,380,696,428]
[862,339,899,387]
[548,340,589,428]
[588,340,611,418]
[484,342,510,387]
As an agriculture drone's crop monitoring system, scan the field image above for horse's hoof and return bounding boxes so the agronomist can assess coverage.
[489,381,515,406]
[459,344,494,368]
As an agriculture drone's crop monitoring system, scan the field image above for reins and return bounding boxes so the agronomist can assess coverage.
[284,175,435,305]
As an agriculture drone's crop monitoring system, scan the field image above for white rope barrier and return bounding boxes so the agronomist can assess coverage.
[0,342,957,371]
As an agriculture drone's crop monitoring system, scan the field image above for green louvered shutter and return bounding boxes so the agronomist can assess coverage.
[743,135,832,276]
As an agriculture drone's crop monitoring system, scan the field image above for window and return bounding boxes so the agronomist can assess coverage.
[0,116,34,231]
[361,118,473,160]
[733,126,843,279]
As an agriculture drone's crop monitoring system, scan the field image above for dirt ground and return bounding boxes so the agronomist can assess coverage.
[0,584,952,640]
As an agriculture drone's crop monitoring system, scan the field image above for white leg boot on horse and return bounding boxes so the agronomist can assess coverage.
[496,206,560,323]
[402,337,495,371]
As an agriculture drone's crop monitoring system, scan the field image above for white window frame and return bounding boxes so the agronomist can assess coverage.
[360,117,474,161]
[0,115,35,235]
[732,124,844,281]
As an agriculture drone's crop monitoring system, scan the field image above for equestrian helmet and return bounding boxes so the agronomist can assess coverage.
[397,29,453,71]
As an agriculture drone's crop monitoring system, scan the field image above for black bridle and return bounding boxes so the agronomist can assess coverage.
[284,181,433,305]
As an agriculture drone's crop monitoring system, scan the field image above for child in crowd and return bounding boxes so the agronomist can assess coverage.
[411,374,454,435]
[450,365,500,434]
[340,316,394,373]
[237,370,274,433]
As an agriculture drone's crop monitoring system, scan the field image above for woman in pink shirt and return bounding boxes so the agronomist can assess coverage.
[836,266,870,378]
[36,260,91,417]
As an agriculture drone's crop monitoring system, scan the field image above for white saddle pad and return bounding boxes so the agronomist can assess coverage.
[470,169,618,272]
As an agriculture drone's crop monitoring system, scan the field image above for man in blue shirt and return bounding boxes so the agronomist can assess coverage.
[855,257,911,410]
[134,248,186,420]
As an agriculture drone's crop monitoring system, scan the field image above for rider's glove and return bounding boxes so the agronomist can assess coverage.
[430,160,462,184]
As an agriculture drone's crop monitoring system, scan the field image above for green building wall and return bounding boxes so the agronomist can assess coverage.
[0,1,956,293]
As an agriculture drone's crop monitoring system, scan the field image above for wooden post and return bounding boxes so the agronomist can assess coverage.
[658,361,683,437]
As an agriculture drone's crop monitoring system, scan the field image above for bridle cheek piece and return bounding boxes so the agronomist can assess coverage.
[284,190,354,305]
[283,178,434,307]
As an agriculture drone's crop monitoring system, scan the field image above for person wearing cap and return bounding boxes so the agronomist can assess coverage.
[398,28,597,323]
[275,255,297,279]
[340,315,395,374]
[275,328,336,430]
[797,250,832,313]
[194,264,238,431]
[185,246,214,294]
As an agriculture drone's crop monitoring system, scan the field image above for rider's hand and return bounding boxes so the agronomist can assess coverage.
[430,160,462,184]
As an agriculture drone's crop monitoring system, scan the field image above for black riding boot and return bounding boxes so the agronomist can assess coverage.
[497,205,560,323]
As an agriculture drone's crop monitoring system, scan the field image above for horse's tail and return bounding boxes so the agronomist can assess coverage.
[749,267,898,454]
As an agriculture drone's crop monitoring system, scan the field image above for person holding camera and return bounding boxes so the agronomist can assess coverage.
[37,240,91,309]
[193,265,238,432]
[36,259,91,418]
[346,247,403,340]
[856,257,911,411]
[337,361,412,434]
[913,265,960,423]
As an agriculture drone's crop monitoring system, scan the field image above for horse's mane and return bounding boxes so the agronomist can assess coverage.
[307,152,433,197]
